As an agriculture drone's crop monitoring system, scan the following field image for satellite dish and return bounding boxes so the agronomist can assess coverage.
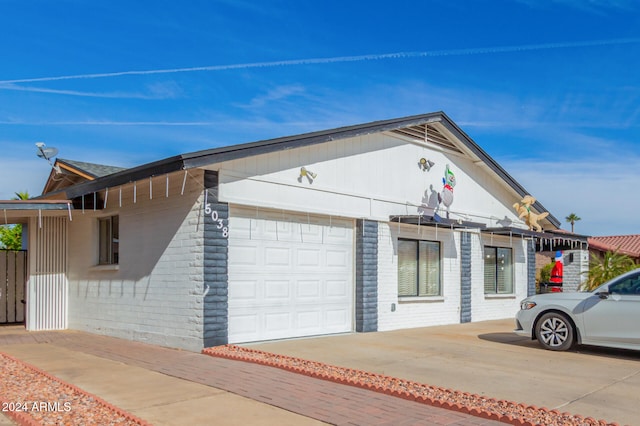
[35,142,61,174]
[36,146,59,160]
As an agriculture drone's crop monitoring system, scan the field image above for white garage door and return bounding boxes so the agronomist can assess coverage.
[228,207,354,343]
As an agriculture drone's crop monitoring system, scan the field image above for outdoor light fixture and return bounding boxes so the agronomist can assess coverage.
[419,157,435,171]
[298,167,317,184]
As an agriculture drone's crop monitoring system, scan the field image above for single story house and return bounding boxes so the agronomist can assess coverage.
[2,112,590,351]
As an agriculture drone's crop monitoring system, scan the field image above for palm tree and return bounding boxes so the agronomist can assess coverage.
[581,250,636,291]
[565,213,581,233]
[13,191,30,200]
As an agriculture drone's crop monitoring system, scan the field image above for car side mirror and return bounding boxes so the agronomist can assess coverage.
[597,291,610,299]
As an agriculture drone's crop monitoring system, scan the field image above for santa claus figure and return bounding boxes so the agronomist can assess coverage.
[549,251,563,292]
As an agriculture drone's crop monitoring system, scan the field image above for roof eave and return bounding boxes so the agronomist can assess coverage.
[0,200,73,210]
[36,155,186,200]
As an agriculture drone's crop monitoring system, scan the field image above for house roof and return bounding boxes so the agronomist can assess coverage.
[588,235,640,258]
[35,112,561,227]
[57,158,127,179]
[41,158,127,195]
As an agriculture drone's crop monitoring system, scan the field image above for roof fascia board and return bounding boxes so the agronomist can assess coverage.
[57,160,97,180]
[181,112,444,169]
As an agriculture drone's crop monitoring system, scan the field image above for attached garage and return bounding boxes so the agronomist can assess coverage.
[227,206,354,343]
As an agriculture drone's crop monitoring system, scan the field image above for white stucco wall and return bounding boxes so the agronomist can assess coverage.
[66,170,206,351]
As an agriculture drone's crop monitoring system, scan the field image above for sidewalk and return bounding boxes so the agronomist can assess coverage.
[0,326,499,426]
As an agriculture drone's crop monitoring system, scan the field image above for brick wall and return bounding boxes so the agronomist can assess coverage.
[377,224,528,330]
[66,170,206,351]
[203,170,229,347]
[460,232,472,323]
[471,233,528,321]
[562,249,589,292]
[377,222,461,331]
[355,219,378,332]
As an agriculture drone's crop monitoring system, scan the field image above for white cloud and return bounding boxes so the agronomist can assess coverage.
[238,84,307,109]
[0,82,180,99]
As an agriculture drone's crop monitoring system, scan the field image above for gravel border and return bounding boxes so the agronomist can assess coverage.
[203,344,619,426]
[0,352,151,426]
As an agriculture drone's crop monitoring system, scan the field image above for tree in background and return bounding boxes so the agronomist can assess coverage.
[0,191,29,250]
[581,250,636,291]
[565,213,581,233]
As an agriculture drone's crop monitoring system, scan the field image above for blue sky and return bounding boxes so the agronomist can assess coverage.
[0,0,638,236]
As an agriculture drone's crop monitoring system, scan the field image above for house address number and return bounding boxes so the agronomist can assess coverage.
[204,203,228,238]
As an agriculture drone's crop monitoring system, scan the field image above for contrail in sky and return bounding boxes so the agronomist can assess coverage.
[0,38,638,85]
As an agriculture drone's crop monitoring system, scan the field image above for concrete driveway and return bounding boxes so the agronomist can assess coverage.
[245,319,640,426]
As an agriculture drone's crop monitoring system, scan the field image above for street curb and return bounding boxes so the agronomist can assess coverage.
[0,352,151,426]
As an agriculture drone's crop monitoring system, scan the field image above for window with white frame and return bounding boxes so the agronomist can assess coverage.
[98,215,119,265]
[398,239,441,297]
[484,246,513,294]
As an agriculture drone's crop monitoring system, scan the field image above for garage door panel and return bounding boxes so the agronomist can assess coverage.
[264,280,290,299]
[265,247,290,266]
[326,249,349,268]
[326,225,350,241]
[230,314,259,336]
[228,207,354,343]
[326,280,349,298]
[232,280,259,301]
[229,245,258,265]
[265,312,291,332]
[300,225,324,244]
[297,280,321,298]
[297,311,321,330]
[296,248,321,267]
[325,308,349,327]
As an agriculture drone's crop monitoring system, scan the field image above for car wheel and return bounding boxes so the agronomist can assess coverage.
[535,312,575,351]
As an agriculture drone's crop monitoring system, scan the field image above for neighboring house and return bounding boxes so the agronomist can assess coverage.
[2,112,589,351]
[588,235,640,263]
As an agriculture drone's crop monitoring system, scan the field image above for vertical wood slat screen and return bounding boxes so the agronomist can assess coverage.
[0,251,27,323]
[28,217,68,330]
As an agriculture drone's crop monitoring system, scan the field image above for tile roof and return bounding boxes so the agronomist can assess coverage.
[588,235,640,258]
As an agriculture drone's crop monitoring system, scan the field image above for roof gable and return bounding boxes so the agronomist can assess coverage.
[41,158,127,195]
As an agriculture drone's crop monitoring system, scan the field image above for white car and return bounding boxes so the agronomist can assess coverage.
[515,268,640,351]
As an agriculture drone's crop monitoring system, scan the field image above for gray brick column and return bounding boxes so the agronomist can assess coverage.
[460,232,472,323]
[355,220,378,332]
[203,170,229,347]
[527,239,536,296]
